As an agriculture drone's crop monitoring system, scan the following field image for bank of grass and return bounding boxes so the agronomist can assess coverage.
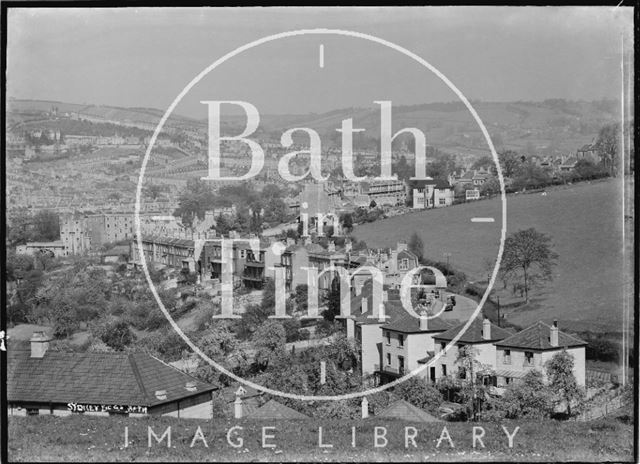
[8,414,634,462]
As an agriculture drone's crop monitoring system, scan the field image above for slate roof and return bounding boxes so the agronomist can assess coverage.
[247,399,309,420]
[351,294,407,326]
[433,318,513,344]
[376,399,441,422]
[7,350,216,406]
[412,179,452,190]
[381,313,453,334]
[494,321,587,351]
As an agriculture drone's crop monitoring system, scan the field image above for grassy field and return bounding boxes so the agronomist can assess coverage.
[354,179,628,332]
[8,415,634,462]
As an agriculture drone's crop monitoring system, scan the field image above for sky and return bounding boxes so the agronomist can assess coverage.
[7,6,634,117]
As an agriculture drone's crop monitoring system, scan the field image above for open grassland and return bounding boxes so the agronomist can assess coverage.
[8,415,634,462]
[354,179,628,332]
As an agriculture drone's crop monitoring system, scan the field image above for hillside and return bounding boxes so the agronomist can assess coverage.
[353,179,627,332]
[8,415,633,462]
[8,98,619,158]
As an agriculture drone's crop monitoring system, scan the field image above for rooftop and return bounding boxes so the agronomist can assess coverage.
[433,317,513,343]
[495,321,587,350]
[8,350,216,406]
[381,312,453,334]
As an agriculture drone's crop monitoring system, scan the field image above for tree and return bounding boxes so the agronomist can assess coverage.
[392,376,443,415]
[594,123,620,176]
[263,198,289,225]
[173,178,216,227]
[545,349,585,417]
[471,156,493,171]
[499,228,558,303]
[497,150,521,178]
[322,279,342,322]
[145,183,164,200]
[455,345,493,421]
[252,320,287,370]
[496,370,554,419]
[574,159,605,179]
[293,284,309,314]
[32,210,60,242]
[408,232,424,262]
[339,213,353,233]
[91,317,136,351]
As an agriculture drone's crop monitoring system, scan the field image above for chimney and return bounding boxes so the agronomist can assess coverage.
[30,331,51,358]
[550,320,559,347]
[346,318,355,339]
[419,313,429,331]
[482,318,491,340]
[361,296,368,314]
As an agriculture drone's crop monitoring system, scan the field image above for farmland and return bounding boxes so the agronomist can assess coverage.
[354,179,628,332]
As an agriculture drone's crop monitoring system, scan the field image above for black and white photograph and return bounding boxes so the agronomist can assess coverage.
[2,5,636,462]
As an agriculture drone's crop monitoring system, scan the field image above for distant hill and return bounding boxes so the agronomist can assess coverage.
[7,98,202,130]
[8,97,620,157]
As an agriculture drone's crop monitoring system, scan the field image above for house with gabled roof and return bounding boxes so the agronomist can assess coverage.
[432,317,513,383]
[8,332,218,418]
[412,179,454,209]
[494,320,587,388]
[379,312,453,383]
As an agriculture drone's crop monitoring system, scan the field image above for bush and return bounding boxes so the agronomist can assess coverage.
[91,317,136,351]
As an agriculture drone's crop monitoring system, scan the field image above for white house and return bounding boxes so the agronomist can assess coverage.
[412,180,454,209]
[493,320,587,388]
[431,318,513,383]
[379,313,453,383]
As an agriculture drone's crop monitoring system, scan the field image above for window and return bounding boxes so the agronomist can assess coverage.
[240,249,246,259]
[386,332,391,345]
[399,258,409,271]
[505,376,511,385]
[441,364,447,377]
[503,349,511,364]
[438,198,446,205]
[386,353,391,365]
[26,408,39,416]
[525,351,534,366]
[440,342,446,351]
[398,334,404,347]
[398,356,405,374]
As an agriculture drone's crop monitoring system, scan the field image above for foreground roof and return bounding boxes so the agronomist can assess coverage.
[248,399,309,420]
[495,321,587,350]
[377,399,441,422]
[8,350,216,406]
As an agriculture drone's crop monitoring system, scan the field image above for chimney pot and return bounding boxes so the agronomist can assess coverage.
[550,321,559,347]
[482,318,491,340]
[30,331,51,358]
[361,296,368,314]
[419,310,429,331]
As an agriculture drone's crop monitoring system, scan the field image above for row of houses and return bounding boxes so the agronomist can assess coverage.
[346,278,586,391]
[131,233,424,296]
